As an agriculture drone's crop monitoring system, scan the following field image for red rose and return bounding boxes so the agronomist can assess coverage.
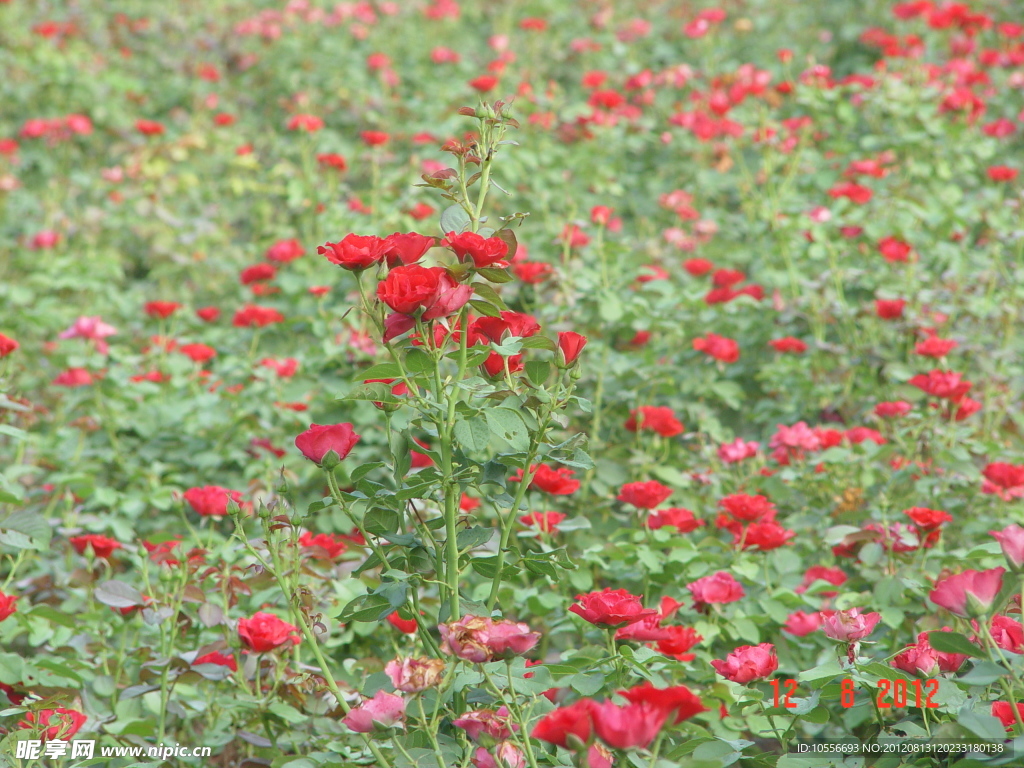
[194,651,238,671]
[294,423,360,466]
[619,682,708,724]
[590,700,667,749]
[265,239,304,263]
[383,232,435,267]
[624,406,683,437]
[647,508,703,533]
[769,336,807,354]
[875,298,906,319]
[0,591,18,622]
[318,234,387,271]
[377,265,472,318]
[617,480,673,509]
[444,231,510,268]
[0,333,18,357]
[693,333,739,363]
[531,700,595,749]
[687,571,744,607]
[179,343,217,363]
[183,485,244,517]
[145,301,181,318]
[19,709,87,740]
[570,588,658,628]
[719,494,775,523]
[299,531,349,560]
[557,331,587,366]
[196,306,220,322]
[69,534,122,559]
[237,611,301,652]
[239,263,276,284]
[711,643,779,683]
[232,305,285,327]
[512,464,580,495]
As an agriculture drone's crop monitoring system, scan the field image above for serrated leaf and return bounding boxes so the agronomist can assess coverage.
[94,580,145,609]
[476,267,513,283]
[440,205,472,235]
[928,631,981,658]
[454,416,491,453]
[484,408,530,452]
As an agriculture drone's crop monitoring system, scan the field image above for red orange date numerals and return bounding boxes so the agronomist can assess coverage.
[772,678,939,709]
[873,678,939,709]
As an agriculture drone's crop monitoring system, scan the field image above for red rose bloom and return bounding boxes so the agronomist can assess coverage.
[377,265,473,319]
[624,406,684,437]
[0,591,18,622]
[299,531,349,560]
[444,231,510,268]
[196,306,220,322]
[687,571,744,607]
[318,234,388,271]
[237,611,301,652]
[719,494,776,523]
[769,336,807,354]
[875,298,906,319]
[239,263,276,285]
[647,507,704,533]
[20,709,87,741]
[590,700,667,749]
[383,232,435,267]
[194,651,238,671]
[183,485,244,517]
[557,331,587,366]
[619,682,708,724]
[693,333,739,363]
[532,700,594,748]
[145,301,181,319]
[570,588,659,628]
[617,480,673,509]
[294,423,360,465]
[712,643,779,683]
[69,534,122,559]
[232,305,285,327]
[265,239,304,263]
[514,464,580,495]
[0,333,18,357]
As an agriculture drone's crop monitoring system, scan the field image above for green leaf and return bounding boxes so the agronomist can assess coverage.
[440,204,472,235]
[339,593,395,623]
[357,363,403,381]
[404,347,435,373]
[958,709,1008,741]
[484,408,530,452]
[94,580,145,609]
[364,507,401,537]
[456,527,494,550]
[0,508,51,545]
[519,335,556,351]
[957,660,1007,687]
[928,632,981,658]
[476,267,514,283]
[471,282,508,310]
[454,415,491,453]
[469,300,501,318]
[525,361,550,386]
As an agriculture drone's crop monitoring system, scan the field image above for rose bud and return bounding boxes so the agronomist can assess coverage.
[294,423,360,467]
[557,331,587,367]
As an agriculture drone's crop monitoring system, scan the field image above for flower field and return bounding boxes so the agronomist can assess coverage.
[3,0,1024,766]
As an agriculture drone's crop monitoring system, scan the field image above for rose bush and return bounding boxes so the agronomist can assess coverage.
[1,1,1024,766]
